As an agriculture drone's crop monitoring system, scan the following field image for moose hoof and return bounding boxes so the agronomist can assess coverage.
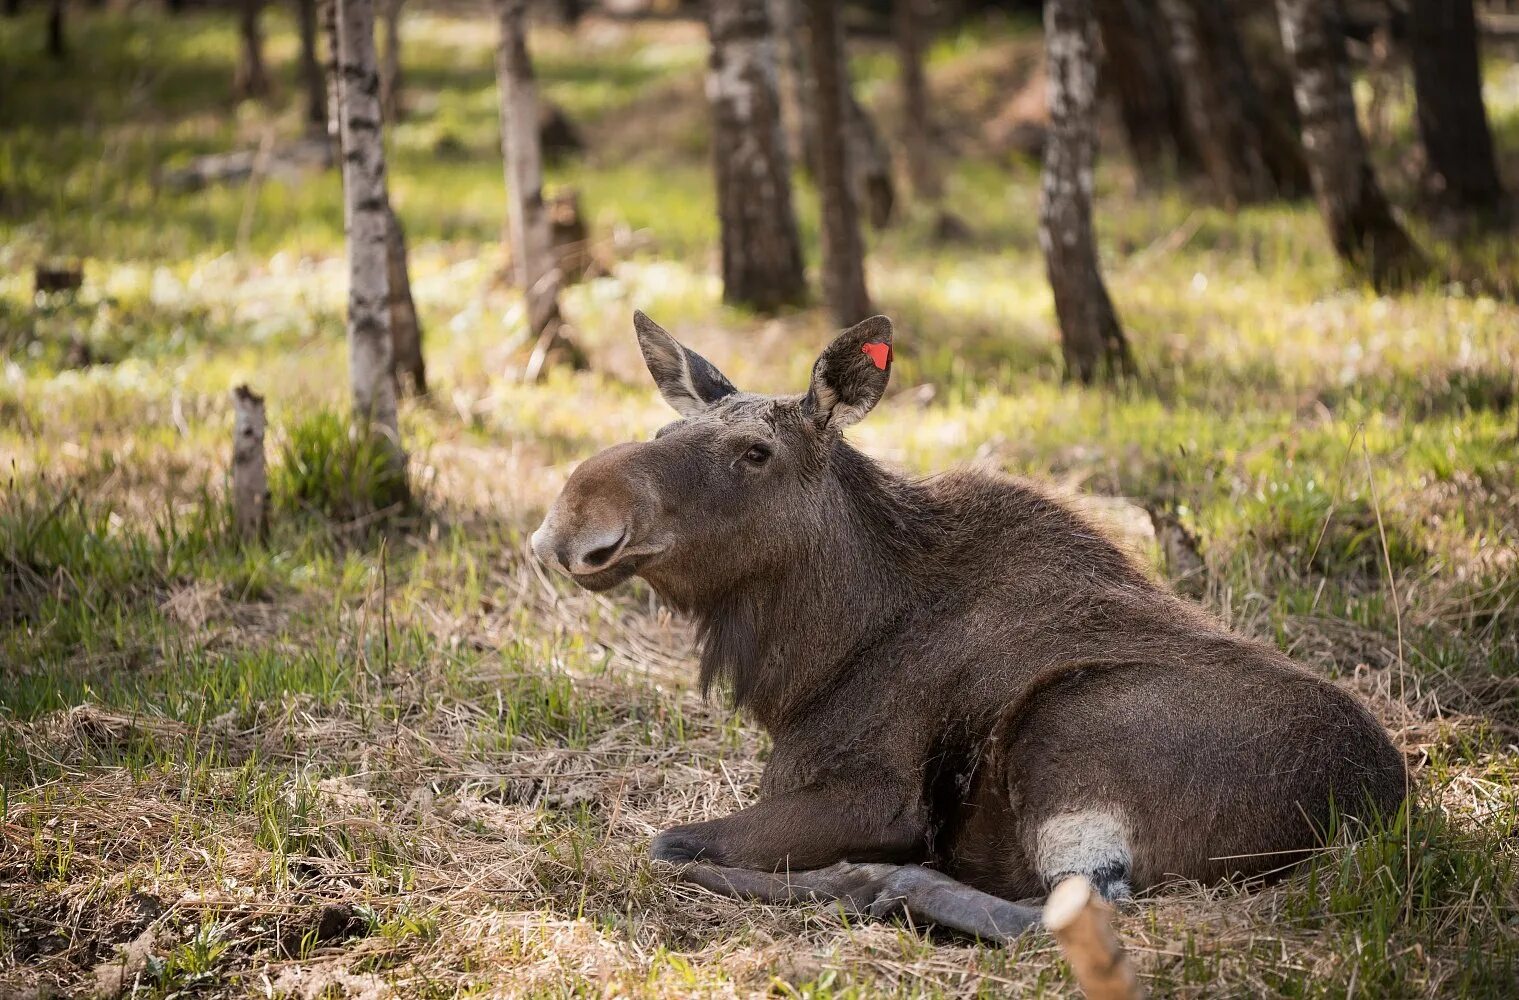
[650,828,714,865]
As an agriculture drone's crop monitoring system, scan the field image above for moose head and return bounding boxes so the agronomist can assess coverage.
[531,311,895,612]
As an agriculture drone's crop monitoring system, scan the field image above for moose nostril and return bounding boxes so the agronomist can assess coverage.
[582,533,626,569]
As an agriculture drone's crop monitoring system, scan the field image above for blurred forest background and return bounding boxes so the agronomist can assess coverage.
[2,0,1518,996]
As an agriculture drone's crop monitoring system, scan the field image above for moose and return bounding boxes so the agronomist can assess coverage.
[530,312,1406,940]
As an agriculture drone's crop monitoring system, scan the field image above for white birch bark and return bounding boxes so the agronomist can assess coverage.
[707,0,805,310]
[495,0,580,379]
[335,0,403,460]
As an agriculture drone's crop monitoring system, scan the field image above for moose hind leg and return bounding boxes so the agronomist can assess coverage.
[675,860,902,913]
[867,866,1043,942]
[1034,807,1135,905]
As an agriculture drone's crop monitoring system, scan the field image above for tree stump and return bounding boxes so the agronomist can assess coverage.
[231,385,269,543]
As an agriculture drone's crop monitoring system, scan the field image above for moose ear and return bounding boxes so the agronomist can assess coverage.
[634,311,739,417]
[803,315,893,431]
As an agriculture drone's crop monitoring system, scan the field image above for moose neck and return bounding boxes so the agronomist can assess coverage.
[694,441,951,731]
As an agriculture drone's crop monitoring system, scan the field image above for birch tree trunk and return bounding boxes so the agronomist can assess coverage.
[804,0,872,326]
[1094,0,1195,181]
[1200,0,1309,198]
[1040,0,1132,384]
[235,0,271,100]
[298,0,328,135]
[380,0,405,123]
[770,0,817,177]
[496,0,583,380]
[894,0,941,202]
[1274,0,1428,289]
[707,0,807,311]
[324,0,426,396]
[845,83,896,229]
[1409,0,1504,212]
[335,0,404,471]
[1158,0,1274,206]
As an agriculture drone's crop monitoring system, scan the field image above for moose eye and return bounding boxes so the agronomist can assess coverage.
[742,443,772,466]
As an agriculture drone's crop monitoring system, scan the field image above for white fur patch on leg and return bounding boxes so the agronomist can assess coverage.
[1034,807,1133,900]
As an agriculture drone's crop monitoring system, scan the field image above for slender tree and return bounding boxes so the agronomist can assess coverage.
[46,0,63,59]
[845,86,895,229]
[1040,0,1132,384]
[770,0,816,180]
[894,0,941,202]
[1095,0,1191,180]
[1224,0,1310,198]
[779,0,892,227]
[297,0,328,136]
[322,0,426,394]
[496,0,582,379]
[235,0,271,99]
[379,0,405,123]
[804,0,871,325]
[334,0,404,472]
[1157,0,1274,206]
[1274,0,1427,288]
[707,0,807,311]
[1409,0,1504,212]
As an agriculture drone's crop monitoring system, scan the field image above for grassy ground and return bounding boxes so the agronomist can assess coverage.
[3,6,1518,998]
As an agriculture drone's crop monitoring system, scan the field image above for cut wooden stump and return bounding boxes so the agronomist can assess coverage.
[231,385,269,543]
[1043,876,1143,1000]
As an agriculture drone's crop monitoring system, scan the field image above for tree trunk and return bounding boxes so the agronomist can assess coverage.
[386,208,427,395]
[380,0,404,123]
[1094,0,1196,180]
[707,0,807,311]
[894,0,941,201]
[323,0,426,396]
[496,0,583,380]
[845,87,895,229]
[46,0,63,59]
[783,0,893,229]
[804,0,872,325]
[334,0,404,471]
[1200,0,1309,198]
[235,0,271,100]
[298,0,328,136]
[1158,0,1274,206]
[1409,0,1504,211]
[322,0,342,155]
[1039,0,1132,385]
[1274,0,1428,289]
[770,0,817,179]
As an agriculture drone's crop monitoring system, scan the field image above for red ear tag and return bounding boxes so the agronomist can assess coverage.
[861,341,891,370]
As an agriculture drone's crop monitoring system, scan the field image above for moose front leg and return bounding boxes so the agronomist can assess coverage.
[677,860,903,913]
[650,781,926,872]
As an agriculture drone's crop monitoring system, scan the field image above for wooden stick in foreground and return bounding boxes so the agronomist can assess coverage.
[1043,876,1143,1000]
[231,384,269,543]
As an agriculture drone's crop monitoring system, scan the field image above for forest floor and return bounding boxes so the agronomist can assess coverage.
[3,7,1519,998]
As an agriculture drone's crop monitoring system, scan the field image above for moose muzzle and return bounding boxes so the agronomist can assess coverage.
[530,442,665,590]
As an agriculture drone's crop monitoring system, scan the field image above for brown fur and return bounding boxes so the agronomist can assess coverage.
[532,313,1405,916]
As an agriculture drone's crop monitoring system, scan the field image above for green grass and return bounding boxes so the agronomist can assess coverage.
[3,6,1518,998]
